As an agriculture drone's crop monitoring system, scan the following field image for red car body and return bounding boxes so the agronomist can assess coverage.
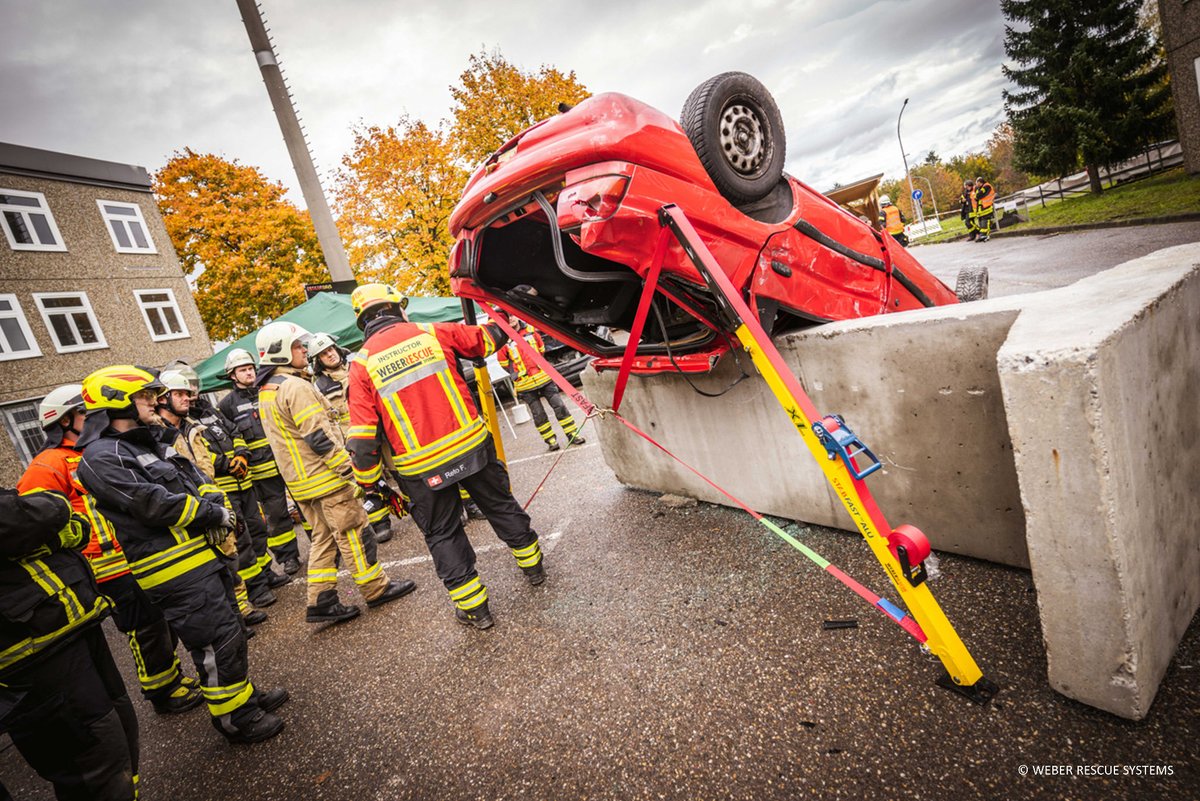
[449,92,958,373]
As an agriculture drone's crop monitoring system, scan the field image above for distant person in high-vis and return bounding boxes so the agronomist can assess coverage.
[498,318,586,452]
[76,366,288,745]
[960,179,978,241]
[972,176,996,242]
[346,283,547,631]
[878,194,908,247]
[254,321,415,624]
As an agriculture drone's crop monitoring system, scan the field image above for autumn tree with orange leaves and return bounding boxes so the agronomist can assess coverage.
[333,119,467,296]
[154,149,328,340]
[333,49,591,295]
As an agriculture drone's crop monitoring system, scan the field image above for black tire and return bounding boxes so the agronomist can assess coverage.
[956,265,989,302]
[680,72,786,205]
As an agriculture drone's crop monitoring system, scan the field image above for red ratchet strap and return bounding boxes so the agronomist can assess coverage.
[610,227,670,413]
[483,307,926,642]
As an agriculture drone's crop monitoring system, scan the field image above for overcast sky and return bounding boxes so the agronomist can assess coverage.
[0,0,1010,205]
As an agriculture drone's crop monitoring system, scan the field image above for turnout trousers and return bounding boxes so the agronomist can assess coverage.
[296,485,389,605]
[253,474,302,562]
[227,486,273,596]
[0,626,137,801]
[399,441,541,612]
[152,570,261,735]
[101,572,187,703]
[519,383,582,447]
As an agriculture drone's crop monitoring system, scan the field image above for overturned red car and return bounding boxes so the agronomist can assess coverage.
[448,72,983,373]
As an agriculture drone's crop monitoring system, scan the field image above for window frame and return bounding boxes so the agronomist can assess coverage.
[0,293,43,362]
[32,291,109,353]
[1,398,46,467]
[96,199,157,254]
[0,188,67,252]
[133,288,190,342]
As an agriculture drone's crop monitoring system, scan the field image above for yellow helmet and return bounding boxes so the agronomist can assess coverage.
[351,283,408,322]
[81,366,164,412]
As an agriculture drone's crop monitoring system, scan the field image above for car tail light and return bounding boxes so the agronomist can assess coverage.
[556,175,630,227]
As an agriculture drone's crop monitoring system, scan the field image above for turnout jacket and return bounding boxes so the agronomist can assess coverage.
[218,385,282,482]
[313,361,351,433]
[17,439,131,583]
[78,424,228,597]
[258,366,352,501]
[347,314,506,488]
[190,397,252,495]
[0,489,110,679]
[498,324,552,393]
[973,181,995,213]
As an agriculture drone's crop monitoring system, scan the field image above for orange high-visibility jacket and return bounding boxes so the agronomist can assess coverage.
[347,321,500,485]
[17,443,131,582]
[974,181,995,212]
[881,204,905,235]
[498,325,552,393]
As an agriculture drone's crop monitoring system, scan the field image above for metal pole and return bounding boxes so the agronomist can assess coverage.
[236,0,355,292]
[915,174,939,219]
[897,99,923,228]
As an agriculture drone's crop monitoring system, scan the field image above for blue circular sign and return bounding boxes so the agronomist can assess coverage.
[912,189,923,200]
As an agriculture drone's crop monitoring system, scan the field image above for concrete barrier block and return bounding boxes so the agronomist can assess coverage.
[585,299,1031,568]
[997,243,1200,719]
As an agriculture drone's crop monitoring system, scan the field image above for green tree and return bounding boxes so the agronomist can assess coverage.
[1002,0,1172,193]
[449,48,591,166]
[154,150,328,341]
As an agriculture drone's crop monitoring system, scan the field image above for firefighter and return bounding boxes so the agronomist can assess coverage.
[0,487,135,801]
[960,179,978,241]
[17,384,203,716]
[218,348,303,575]
[76,366,287,744]
[254,322,415,623]
[167,362,291,607]
[878,194,908,247]
[156,371,268,633]
[497,318,586,452]
[972,176,995,242]
[308,332,394,544]
[346,284,546,630]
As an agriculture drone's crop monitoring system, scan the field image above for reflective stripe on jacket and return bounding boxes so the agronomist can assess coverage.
[78,425,227,596]
[974,182,995,212]
[0,489,110,678]
[314,365,351,433]
[219,385,281,481]
[18,444,131,582]
[258,367,351,501]
[347,320,500,483]
[498,326,552,393]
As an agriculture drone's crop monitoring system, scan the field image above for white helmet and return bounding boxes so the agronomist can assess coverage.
[256,321,311,366]
[879,194,891,205]
[163,360,200,394]
[307,332,338,358]
[39,384,85,429]
[158,369,194,395]
[224,347,256,376]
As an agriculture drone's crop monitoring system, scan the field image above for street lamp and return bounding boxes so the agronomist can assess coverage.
[896,98,924,227]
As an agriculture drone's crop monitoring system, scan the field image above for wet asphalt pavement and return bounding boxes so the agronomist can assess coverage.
[4,223,1199,799]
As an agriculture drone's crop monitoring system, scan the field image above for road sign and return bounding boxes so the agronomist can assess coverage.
[912,189,923,201]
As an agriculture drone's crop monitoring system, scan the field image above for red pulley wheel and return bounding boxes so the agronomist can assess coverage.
[888,524,931,565]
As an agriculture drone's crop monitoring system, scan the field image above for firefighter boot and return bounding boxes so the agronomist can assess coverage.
[254,686,290,712]
[455,599,495,630]
[523,562,546,586]
[221,707,285,745]
[282,557,302,575]
[265,569,292,589]
[153,679,204,715]
[305,589,361,624]
[248,587,277,608]
[366,579,417,609]
[244,609,268,626]
[373,520,394,544]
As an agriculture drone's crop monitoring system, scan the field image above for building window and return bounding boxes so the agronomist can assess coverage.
[32,292,108,353]
[134,289,189,342]
[0,189,66,251]
[0,294,42,362]
[1,400,45,467]
[97,200,156,254]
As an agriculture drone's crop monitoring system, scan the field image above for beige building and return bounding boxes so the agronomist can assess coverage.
[0,142,212,485]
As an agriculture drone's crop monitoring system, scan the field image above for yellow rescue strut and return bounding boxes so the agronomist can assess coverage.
[659,204,996,702]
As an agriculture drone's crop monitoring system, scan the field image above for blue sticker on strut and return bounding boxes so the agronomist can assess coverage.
[876,598,906,621]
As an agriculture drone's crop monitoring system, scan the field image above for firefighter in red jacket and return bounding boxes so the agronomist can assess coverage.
[498,319,585,451]
[346,284,546,630]
[17,384,202,716]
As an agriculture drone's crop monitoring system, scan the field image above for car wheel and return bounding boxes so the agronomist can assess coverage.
[680,72,786,205]
[955,265,989,302]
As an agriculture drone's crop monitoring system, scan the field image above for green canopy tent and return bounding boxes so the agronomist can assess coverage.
[194,293,473,391]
